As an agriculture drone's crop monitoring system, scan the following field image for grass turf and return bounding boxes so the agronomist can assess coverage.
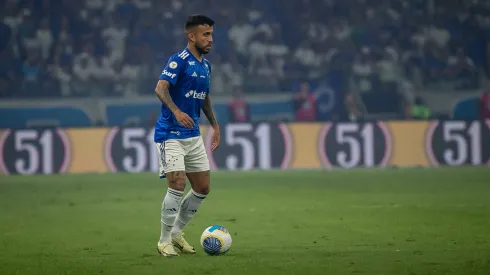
[1,167,489,275]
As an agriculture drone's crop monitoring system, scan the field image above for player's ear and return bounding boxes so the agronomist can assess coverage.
[188,32,195,43]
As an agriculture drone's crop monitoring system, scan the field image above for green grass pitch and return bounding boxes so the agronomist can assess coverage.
[1,167,489,275]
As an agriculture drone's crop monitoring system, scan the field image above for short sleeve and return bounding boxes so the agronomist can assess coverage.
[159,55,183,86]
[206,60,212,75]
[205,60,212,93]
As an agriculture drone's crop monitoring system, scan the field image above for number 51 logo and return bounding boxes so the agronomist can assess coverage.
[0,129,71,175]
[318,122,393,169]
[205,123,293,171]
[425,120,490,166]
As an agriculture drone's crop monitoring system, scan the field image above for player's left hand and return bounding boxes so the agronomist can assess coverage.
[211,126,220,152]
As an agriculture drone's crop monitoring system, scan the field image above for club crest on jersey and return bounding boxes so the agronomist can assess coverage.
[161,70,177,79]
[185,90,206,100]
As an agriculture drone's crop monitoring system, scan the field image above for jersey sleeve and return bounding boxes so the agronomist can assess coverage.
[159,55,183,86]
[205,60,212,93]
[206,60,212,75]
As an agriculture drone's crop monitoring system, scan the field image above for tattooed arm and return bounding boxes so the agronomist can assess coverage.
[155,80,194,128]
[155,80,179,113]
[202,94,219,129]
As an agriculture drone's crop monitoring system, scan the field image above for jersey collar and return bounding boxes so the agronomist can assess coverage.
[184,47,204,64]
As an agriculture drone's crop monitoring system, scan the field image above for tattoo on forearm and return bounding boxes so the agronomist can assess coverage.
[202,95,218,127]
[155,80,178,113]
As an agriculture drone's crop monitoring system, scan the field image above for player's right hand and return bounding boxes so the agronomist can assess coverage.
[174,110,194,129]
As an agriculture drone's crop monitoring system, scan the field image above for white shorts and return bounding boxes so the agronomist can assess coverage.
[155,136,210,178]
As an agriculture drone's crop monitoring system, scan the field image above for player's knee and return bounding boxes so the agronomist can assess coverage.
[167,171,186,191]
[168,180,186,191]
[195,184,210,196]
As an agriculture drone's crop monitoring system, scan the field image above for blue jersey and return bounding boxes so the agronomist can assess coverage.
[154,48,212,142]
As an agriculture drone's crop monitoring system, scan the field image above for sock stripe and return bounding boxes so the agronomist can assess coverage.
[168,188,184,197]
[191,189,207,200]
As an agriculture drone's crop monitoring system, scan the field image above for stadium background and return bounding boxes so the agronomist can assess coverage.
[1,2,490,275]
[1,0,489,174]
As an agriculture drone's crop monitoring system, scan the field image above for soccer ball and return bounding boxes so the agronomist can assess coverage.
[200,225,232,255]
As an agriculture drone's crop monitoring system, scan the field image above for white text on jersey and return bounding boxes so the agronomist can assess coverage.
[161,70,177,79]
[185,90,206,100]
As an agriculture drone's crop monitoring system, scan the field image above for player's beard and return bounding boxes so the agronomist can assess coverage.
[196,43,211,55]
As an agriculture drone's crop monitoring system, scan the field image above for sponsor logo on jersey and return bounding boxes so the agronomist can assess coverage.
[185,90,194,97]
[185,90,206,100]
[161,70,177,79]
[192,72,197,77]
[188,61,195,65]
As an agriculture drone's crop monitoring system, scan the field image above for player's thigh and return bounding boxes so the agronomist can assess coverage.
[155,140,187,190]
[184,136,211,194]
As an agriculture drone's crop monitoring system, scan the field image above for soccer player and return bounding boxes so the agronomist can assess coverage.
[153,15,220,257]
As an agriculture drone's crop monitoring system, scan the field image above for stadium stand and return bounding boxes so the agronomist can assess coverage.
[1,0,490,127]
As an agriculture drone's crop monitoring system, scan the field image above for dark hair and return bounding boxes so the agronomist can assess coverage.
[185,15,214,31]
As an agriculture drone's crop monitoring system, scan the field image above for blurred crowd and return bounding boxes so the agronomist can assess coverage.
[1,0,490,118]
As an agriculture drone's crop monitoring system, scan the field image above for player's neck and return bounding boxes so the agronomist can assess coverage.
[187,44,203,62]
